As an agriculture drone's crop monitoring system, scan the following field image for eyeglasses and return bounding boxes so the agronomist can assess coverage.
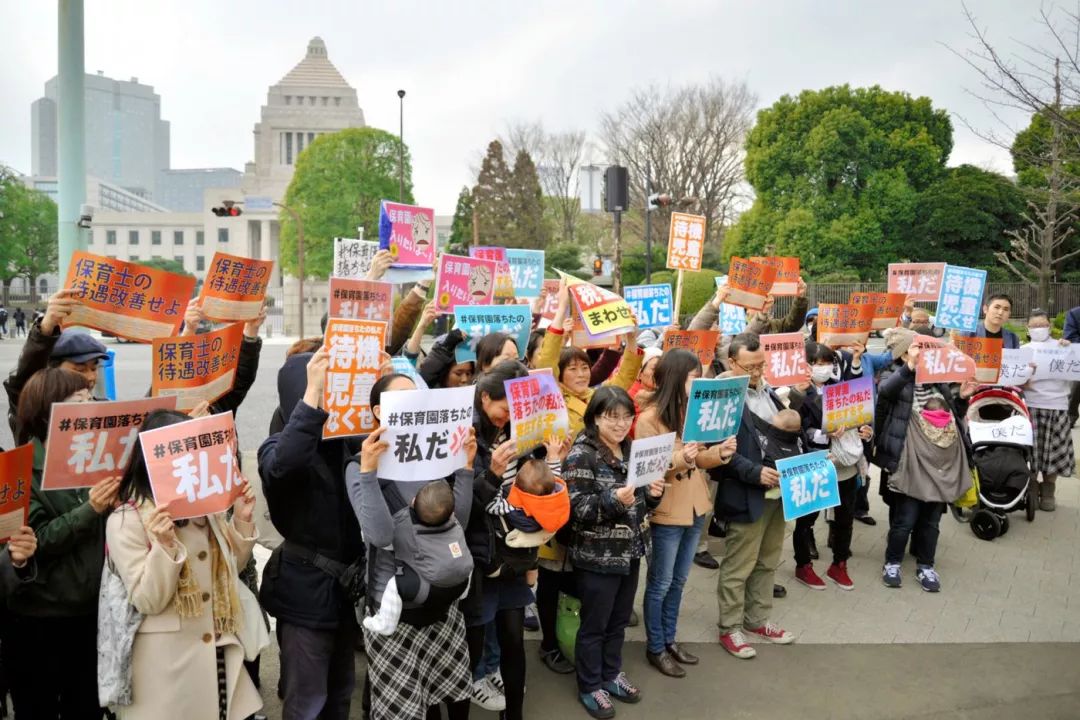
[599,413,635,426]
[734,361,765,373]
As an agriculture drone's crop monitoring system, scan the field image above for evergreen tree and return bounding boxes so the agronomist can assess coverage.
[448,186,474,254]
[472,140,514,245]
[508,150,549,249]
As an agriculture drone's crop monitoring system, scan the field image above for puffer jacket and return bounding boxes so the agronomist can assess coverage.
[4,320,61,436]
[562,432,661,575]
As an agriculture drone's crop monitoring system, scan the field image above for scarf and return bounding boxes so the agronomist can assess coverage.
[891,411,971,503]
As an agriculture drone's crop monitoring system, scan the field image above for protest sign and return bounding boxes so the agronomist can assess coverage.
[376,385,476,481]
[663,330,720,368]
[624,284,673,330]
[750,256,800,296]
[140,412,244,521]
[725,257,778,311]
[888,262,946,302]
[714,278,748,334]
[571,313,622,349]
[505,373,571,456]
[761,332,810,388]
[849,292,907,331]
[626,432,676,488]
[453,305,532,364]
[198,252,273,322]
[471,247,514,301]
[390,357,429,390]
[969,414,1034,447]
[821,375,875,432]
[1032,344,1080,382]
[683,376,749,443]
[998,347,1034,386]
[666,212,707,271]
[42,397,179,490]
[63,251,196,342]
[379,201,436,268]
[936,265,987,333]
[912,336,976,384]
[0,444,33,542]
[323,319,387,439]
[328,278,393,323]
[950,335,1003,384]
[333,237,380,279]
[538,279,561,327]
[777,450,840,522]
[817,303,875,347]
[151,323,244,411]
[568,280,636,338]
[506,249,545,298]
[434,254,498,313]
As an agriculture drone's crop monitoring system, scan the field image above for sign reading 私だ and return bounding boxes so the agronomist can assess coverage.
[506,249,545,298]
[376,385,477,482]
[623,284,673,330]
[777,450,840,522]
[682,376,749,443]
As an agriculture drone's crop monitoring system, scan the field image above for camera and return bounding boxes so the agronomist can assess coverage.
[77,204,95,229]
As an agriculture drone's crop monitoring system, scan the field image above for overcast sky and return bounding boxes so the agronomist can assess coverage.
[0,1,1052,214]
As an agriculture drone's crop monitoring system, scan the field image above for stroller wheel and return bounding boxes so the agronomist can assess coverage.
[971,509,1001,541]
[1026,488,1037,522]
[951,505,975,523]
[999,515,1010,536]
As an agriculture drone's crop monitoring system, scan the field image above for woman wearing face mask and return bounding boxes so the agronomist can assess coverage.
[1022,310,1074,511]
[6,368,121,718]
[791,343,872,592]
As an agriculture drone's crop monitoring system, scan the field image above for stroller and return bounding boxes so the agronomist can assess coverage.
[954,386,1037,540]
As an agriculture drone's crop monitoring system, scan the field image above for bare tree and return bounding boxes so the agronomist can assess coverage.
[501,122,586,243]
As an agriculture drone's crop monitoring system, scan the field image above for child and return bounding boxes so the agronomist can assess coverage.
[760,409,806,500]
[363,479,474,635]
[490,458,571,544]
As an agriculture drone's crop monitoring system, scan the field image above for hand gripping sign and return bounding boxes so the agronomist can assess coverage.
[434,254,498,313]
[777,450,840,522]
[0,444,33,542]
[626,432,676,488]
[911,336,976,384]
[816,303,875,348]
[663,330,720,369]
[567,279,636,338]
[821,375,875,433]
[152,323,244,411]
[624,284,673,330]
[505,373,571,456]
[682,376,750,443]
[323,319,388,439]
[725,257,778,311]
[849,292,907,331]
[376,385,477,482]
[749,256,800,296]
[950,335,1003,384]
[198,251,274,322]
[333,238,380,279]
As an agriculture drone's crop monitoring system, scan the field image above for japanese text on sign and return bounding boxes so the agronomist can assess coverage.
[568,280,636,338]
[624,284,673,330]
[323,319,387,438]
[376,385,477,482]
[505,374,570,456]
[453,305,531,364]
[777,450,840,522]
[969,414,1034,447]
[761,333,810,388]
[816,303,875,348]
[912,336,976,384]
[379,201,436,268]
[950,335,1003,384]
[888,262,945,302]
[821,375,875,433]
[666,213,707,271]
[936,265,987,333]
[333,238,379,279]
[626,432,676,488]
[506,249,545,298]
[663,330,720,369]
[749,257,800,296]
[198,252,273,322]
[849,292,907,331]
[152,323,244,411]
[1032,344,1080,382]
[683,376,750,443]
[0,444,33,542]
[328,278,393,324]
[725,257,777,311]
[434,254,498,313]
[998,348,1033,387]
[537,279,561,327]
[471,247,514,301]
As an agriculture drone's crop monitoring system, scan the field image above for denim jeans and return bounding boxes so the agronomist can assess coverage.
[474,620,501,680]
[885,494,944,566]
[644,515,705,654]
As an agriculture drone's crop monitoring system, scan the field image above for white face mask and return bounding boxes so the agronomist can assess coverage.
[1029,327,1051,343]
[811,365,835,384]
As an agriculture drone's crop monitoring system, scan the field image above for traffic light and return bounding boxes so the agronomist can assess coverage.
[212,201,242,217]
[593,257,603,276]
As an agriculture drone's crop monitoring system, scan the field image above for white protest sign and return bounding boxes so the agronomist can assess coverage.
[997,347,1033,387]
[1032,344,1080,381]
[969,415,1033,447]
[626,432,676,488]
[376,385,476,482]
[333,238,379,279]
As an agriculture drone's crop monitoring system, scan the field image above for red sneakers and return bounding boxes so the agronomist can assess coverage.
[719,630,757,659]
[795,563,826,590]
[827,561,854,590]
[745,622,795,644]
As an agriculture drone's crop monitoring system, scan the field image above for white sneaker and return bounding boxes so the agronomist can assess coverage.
[487,670,504,694]
[470,677,506,712]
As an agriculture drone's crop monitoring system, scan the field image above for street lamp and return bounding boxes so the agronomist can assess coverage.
[397,89,406,202]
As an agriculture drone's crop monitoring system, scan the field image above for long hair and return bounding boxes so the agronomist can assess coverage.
[476,332,516,373]
[644,349,700,436]
[117,409,193,506]
[582,386,636,449]
[474,359,528,443]
[15,368,91,445]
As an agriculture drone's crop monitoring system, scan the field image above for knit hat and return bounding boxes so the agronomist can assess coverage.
[886,327,917,360]
[805,307,819,323]
[641,346,663,368]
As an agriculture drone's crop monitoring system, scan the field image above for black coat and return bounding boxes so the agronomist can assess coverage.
[4,320,60,436]
[418,330,467,388]
[257,353,364,630]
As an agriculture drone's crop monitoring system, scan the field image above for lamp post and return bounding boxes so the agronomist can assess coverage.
[274,202,305,338]
[397,89,406,202]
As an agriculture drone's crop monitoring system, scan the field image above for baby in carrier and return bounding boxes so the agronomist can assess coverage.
[363,479,474,636]
[484,458,571,575]
[760,409,806,499]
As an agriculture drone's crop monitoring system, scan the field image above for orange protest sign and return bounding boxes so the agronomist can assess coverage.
[750,257,800,296]
[666,212,707,271]
[888,262,945,302]
[198,252,274,322]
[0,444,33,542]
[663,330,720,369]
[328,278,393,324]
[950,334,1003,384]
[725,257,778,311]
[63,251,196,342]
[817,303,875,347]
[912,336,976,384]
[761,332,810,388]
[42,397,179,490]
[323,319,387,439]
[140,412,244,521]
[849,292,908,331]
[151,323,245,411]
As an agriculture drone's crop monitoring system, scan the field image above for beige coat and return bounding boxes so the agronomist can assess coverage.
[106,504,261,720]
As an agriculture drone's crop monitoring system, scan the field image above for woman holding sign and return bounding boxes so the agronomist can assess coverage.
[1022,310,1075,511]
[563,386,664,718]
[636,350,735,678]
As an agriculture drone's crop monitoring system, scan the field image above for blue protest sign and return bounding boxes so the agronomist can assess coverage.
[935,265,987,333]
[506,249,545,298]
[391,357,428,390]
[453,305,532,364]
[715,276,747,334]
[624,284,673,329]
[682,376,749,443]
[777,450,840,521]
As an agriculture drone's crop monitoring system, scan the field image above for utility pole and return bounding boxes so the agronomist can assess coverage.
[57,0,86,283]
[397,90,406,202]
[275,202,305,338]
[644,162,653,284]
[612,210,623,294]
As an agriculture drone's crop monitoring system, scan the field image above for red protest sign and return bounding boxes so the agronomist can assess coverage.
[323,319,387,439]
[0,444,33,542]
[912,336,976,384]
[663,330,720,368]
[950,334,1003,384]
[63,251,196,342]
[328,278,393,324]
[850,292,907,331]
[198,252,274,322]
[42,397,179,490]
[888,263,945,302]
[667,213,707,271]
[817,303,875,347]
[750,257,800,296]
[761,332,810,388]
[140,412,244,521]
[151,323,244,411]
[726,257,778,311]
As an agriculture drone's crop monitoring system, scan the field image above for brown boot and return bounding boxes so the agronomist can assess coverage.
[1040,480,1056,512]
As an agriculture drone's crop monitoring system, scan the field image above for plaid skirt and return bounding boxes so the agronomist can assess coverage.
[1030,407,1076,477]
[363,603,472,720]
